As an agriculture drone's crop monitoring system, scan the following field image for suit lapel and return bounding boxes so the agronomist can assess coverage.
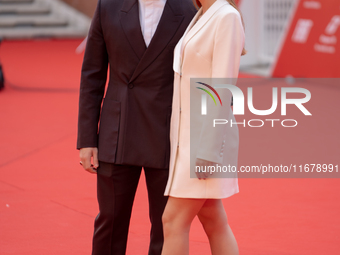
[129,0,184,83]
[120,0,146,60]
[173,8,202,74]
[181,0,228,64]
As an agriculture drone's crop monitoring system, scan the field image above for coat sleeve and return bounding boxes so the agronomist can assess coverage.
[77,0,108,150]
[195,10,245,164]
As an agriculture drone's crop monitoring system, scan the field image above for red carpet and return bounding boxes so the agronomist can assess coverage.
[0,40,339,255]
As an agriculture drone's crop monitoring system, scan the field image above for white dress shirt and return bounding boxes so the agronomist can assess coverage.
[138,0,166,47]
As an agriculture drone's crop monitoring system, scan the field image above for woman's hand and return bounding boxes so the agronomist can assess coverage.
[195,158,215,180]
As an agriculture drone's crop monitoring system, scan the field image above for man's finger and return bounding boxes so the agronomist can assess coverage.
[83,162,97,174]
[81,155,90,170]
[86,166,97,174]
[93,148,99,169]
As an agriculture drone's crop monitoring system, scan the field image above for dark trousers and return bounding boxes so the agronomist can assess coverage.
[91,161,169,255]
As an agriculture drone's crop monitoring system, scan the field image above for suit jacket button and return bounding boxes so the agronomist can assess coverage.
[128,83,134,89]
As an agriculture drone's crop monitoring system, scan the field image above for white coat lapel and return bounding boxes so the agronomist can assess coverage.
[173,0,229,74]
[181,0,228,54]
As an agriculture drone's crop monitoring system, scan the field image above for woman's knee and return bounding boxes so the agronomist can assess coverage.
[198,200,229,235]
[162,208,189,236]
[161,208,174,228]
[162,197,203,235]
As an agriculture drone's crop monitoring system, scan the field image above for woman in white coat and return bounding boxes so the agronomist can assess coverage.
[162,0,246,254]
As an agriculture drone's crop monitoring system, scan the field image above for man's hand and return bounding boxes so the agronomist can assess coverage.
[79,147,99,174]
[195,158,215,180]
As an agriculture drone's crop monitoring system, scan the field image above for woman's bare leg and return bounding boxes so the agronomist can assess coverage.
[161,197,206,255]
[197,199,239,255]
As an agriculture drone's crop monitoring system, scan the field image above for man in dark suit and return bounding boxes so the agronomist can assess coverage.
[77,0,196,254]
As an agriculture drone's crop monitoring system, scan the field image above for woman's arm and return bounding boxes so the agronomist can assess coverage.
[196,9,245,165]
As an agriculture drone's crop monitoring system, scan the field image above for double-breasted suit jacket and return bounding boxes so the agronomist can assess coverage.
[77,0,196,169]
[164,0,245,198]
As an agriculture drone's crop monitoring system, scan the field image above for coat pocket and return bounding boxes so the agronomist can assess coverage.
[98,99,121,163]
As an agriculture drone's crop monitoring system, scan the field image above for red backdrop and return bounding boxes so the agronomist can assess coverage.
[272,0,340,77]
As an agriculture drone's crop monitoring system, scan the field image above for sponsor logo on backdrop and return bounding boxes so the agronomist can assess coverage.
[273,1,340,77]
[292,19,314,43]
[303,1,321,10]
[291,7,339,54]
[315,15,340,54]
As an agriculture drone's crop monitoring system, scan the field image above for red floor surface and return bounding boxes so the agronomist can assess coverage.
[0,40,340,255]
